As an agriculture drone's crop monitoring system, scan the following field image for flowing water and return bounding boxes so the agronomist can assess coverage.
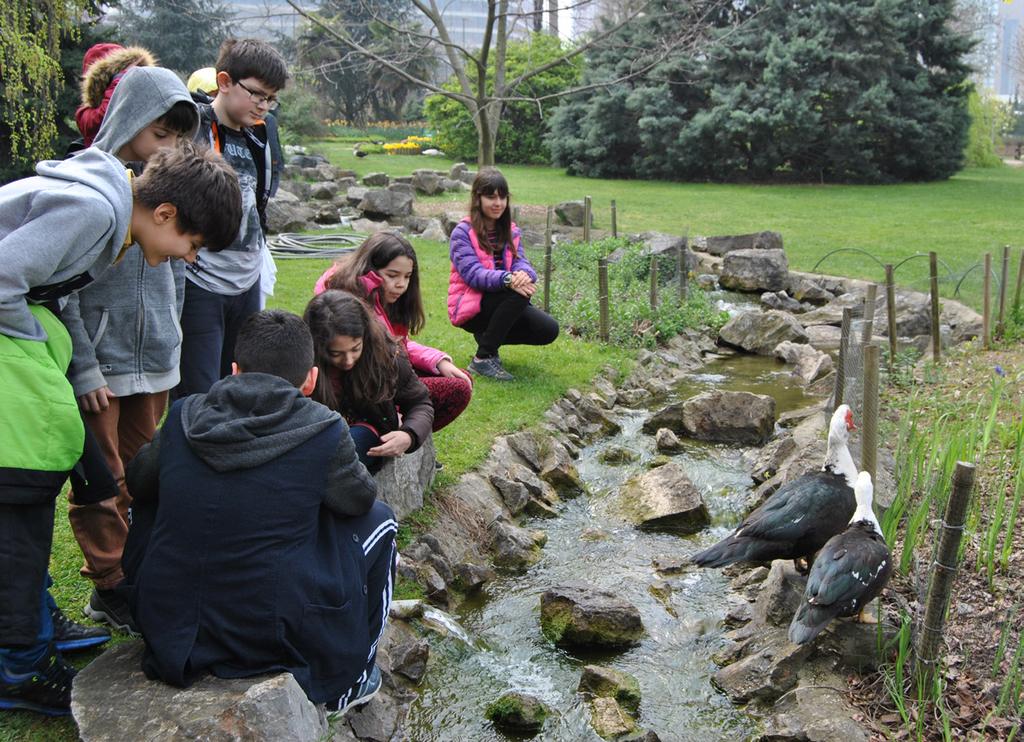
[405,295,820,741]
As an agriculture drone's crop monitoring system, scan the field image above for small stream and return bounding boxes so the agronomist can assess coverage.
[404,341,821,741]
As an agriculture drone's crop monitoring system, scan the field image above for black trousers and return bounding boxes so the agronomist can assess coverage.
[0,500,56,646]
[459,290,559,358]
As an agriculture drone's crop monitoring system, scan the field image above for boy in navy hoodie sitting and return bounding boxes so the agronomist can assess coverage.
[124,310,397,714]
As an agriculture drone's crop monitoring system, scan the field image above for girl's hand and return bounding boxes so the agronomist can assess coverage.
[78,386,116,413]
[510,271,532,289]
[437,359,472,383]
[512,282,537,298]
[368,430,413,457]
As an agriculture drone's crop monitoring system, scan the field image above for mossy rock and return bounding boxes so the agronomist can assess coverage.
[578,665,642,714]
[539,585,644,649]
[485,691,549,734]
[598,445,639,465]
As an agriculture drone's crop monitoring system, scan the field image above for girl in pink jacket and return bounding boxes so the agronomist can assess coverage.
[314,233,471,431]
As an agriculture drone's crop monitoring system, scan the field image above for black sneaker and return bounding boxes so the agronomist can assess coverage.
[326,665,382,716]
[84,588,137,634]
[52,603,109,653]
[0,648,77,716]
[468,356,514,381]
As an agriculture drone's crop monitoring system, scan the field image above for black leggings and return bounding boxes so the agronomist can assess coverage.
[459,290,559,359]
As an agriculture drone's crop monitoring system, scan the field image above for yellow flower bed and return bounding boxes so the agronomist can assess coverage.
[384,141,423,155]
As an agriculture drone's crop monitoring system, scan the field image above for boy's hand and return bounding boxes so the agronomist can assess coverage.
[79,386,116,413]
[437,359,471,383]
[368,431,413,457]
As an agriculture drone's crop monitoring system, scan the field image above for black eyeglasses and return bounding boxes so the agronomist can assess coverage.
[235,80,279,110]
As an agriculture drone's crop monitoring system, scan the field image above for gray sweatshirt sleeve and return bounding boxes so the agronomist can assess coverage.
[323,422,378,517]
[0,189,114,341]
[62,292,107,396]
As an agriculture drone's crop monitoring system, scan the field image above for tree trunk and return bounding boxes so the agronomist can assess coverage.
[476,111,496,167]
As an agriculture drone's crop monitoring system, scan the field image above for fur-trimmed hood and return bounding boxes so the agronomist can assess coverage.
[82,46,157,108]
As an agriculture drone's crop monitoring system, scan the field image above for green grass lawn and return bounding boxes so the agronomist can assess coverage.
[315,140,1024,310]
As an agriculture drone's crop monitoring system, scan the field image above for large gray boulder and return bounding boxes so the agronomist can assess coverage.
[358,189,414,219]
[554,200,593,227]
[309,181,338,200]
[711,630,811,704]
[72,642,326,742]
[540,584,644,648]
[720,248,790,292]
[619,462,709,533]
[719,310,809,355]
[373,433,436,520]
[703,231,783,256]
[345,186,369,207]
[774,341,833,383]
[265,190,312,234]
[644,390,776,445]
[756,676,870,742]
[362,172,389,187]
[411,169,446,195]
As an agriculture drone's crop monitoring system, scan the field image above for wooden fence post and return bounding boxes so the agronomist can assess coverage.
[598,257,610,342]
[983,252,992,350]
[583,196,592,244]
[916,462,976,687]
[861,344,879,484]
[543,206,553,313]
[649,256,659,310]
[997,245,1010,339]
[610,199,618,239]
[832,308,853,412]
[677,238,688,303]
[861,283,878,345]
[885,264,897,376]
[1014,247,1024,314]
[929,252,941,362]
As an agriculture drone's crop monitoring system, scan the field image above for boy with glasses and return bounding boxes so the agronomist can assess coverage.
[177,38,288,397]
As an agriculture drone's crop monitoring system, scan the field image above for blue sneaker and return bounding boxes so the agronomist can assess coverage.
[0,649,76,716]
[52,603,110,653]
[327,665,382,716]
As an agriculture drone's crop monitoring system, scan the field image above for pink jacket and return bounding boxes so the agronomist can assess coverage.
[314,266,451,375]
[447,217,533,326]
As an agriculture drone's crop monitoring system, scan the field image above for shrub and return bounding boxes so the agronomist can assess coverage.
[546,237,728,348]
[275,85,329,142]
[424,33,581,164]
[964,89,1014,168]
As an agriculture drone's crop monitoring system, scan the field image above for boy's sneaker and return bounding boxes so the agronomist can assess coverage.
[84,588,137,634]
[51,603,110,653]
[0,648,77,716]
[468,356,514,381]
[326,665,382,716]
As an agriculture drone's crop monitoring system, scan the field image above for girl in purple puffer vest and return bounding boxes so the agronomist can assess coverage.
[447,169,559,381]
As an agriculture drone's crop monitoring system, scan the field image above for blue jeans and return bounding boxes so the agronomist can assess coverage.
[176,280,261,398]
[348,424,383,475]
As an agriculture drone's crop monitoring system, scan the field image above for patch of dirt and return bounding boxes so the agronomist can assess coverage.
[845,341,1024,741]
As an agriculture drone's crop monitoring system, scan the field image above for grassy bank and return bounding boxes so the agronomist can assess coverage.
[312,140,1024,310]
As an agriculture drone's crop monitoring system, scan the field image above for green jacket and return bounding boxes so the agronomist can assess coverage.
[0,305,84,504]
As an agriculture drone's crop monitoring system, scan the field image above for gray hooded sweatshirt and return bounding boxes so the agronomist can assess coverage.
[61,66,199,397]
[0,148,132,342]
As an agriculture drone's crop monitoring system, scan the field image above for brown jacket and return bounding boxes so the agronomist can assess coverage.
[331,351,434,452]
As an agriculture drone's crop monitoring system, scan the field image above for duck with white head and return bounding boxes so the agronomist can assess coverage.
[788,470,892,644]
[691,404,859,573]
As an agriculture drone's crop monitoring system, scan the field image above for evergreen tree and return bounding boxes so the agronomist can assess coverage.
[118,0,233,74]
[547,0,974,183]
